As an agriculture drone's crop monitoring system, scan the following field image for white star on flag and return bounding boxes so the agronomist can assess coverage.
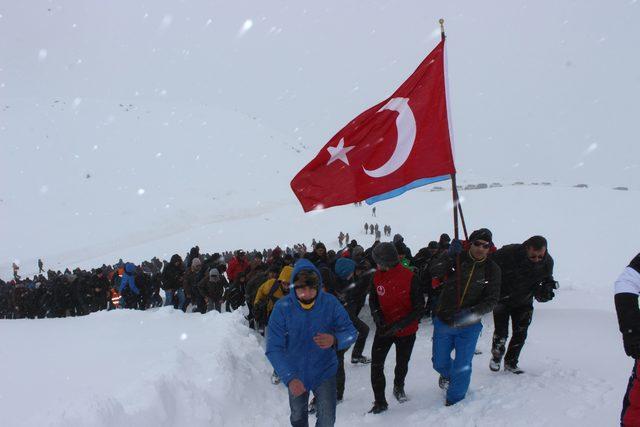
[326,138,354,166]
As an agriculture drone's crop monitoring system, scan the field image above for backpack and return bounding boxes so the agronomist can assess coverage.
[254,281,281,325]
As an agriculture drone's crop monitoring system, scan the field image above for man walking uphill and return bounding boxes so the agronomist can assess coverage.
[368,243,424,414]
[430,228,501,406]
[490,235,557,374]
[266,259,356,427]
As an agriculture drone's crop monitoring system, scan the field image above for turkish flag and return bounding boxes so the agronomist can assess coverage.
[291,40,456,212]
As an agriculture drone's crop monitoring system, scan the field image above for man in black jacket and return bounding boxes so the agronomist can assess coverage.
[431,228,501,405]
[615,253,640,426]
[489,236,556,374]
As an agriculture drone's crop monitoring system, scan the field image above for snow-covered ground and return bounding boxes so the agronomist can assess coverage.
[0,281,629,427]
[2,0,639,425]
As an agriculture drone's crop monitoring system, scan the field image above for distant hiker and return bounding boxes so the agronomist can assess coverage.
[375,230,381,241]
[374,224,379,234]
[364,223,369,233]
[38,259,44,274]
[12,262,19,280]
[227,250,250,283]
[490,236,556,374]
[119,262,141,309]
[615,252,640,427]
[368,243,424,414]
[430,228,501,406]
[162,254,186,310]
[266,260,356,427]
[312,238,317,248]
[338,234,344,247]
[200,267,227,313]
[345,233,350,245]
[372,206,377,217]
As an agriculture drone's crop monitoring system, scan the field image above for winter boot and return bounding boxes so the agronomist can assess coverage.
[504,363,525,374]
[368,401,388,414]
[438,375,450,390]
[393,386,408,403]
[351,355,372,364]
[271,371,281,384]
[489,357,501,372]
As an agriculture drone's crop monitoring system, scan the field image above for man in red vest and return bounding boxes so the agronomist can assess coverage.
[368,242,424,414]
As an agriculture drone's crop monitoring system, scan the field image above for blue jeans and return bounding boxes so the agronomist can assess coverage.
[288,376,336,427]
[432,317,482,404]
[164,289,186,310]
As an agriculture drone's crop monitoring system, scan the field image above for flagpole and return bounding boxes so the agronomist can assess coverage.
[441,18,465,307]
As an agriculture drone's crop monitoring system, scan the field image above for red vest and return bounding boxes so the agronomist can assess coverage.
[373,264,418,337]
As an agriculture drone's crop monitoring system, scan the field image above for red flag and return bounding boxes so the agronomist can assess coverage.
[291,41,455,212]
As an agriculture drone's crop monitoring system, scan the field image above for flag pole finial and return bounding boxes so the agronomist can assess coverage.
[439,18,446,41]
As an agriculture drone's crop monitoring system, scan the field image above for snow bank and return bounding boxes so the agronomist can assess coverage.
[0,309,288,427]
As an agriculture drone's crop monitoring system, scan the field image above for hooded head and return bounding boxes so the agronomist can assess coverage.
[124,262,136,275]
[290,259,323,307]
[278,266,294,283]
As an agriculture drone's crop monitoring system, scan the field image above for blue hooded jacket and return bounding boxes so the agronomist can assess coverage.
[119,262,140,295]
[266,259,357,390]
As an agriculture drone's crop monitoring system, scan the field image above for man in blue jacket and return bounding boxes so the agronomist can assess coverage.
[267,259,357,427]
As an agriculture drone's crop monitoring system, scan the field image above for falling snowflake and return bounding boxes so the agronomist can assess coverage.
[238,19,253,37]
[137,188,146,195]
[38,49,48,61]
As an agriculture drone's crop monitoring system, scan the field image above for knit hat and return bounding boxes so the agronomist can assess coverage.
[469,228,493,243]
[334,258,356,280]
[372,242,399,268]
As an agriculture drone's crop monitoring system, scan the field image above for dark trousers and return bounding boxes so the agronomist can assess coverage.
[350,314,370,358]
[336,349,347,400]
[492,304,533,366]
[370,333,416,404]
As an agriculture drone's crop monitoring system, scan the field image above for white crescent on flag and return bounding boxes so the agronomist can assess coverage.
[363,97,417,178]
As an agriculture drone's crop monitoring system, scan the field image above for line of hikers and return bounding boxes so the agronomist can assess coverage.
[3,231,558,427]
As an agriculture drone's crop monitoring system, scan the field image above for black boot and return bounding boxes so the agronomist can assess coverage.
[504,363,525,374]
[393,386,408,403]
[368,401,388,414]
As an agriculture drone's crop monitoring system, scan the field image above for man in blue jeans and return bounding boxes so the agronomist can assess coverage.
[267,259,357,426]
[430,228,501,405]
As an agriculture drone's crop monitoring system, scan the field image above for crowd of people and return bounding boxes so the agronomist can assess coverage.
[2,230,571,426]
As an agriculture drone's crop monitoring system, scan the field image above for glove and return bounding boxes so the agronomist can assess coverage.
[378,322,401,337]
[448,239,463,257]
[623,330,640,359]
[534,281,556,303]
[452,309,477,328]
